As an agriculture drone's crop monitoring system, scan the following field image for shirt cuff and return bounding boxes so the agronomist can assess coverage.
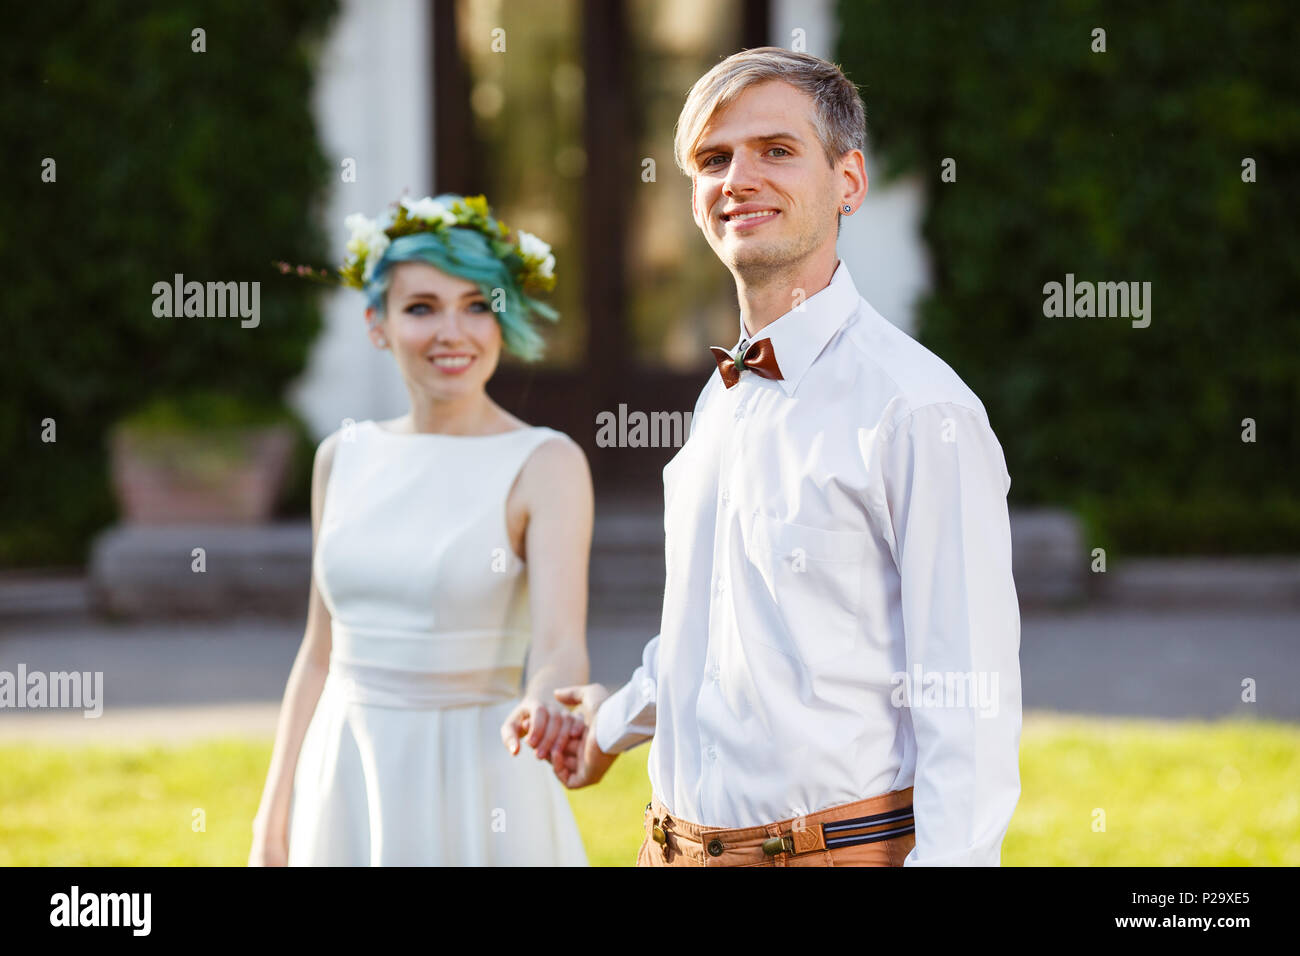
[902,843,1004,867]
[593,678,656,755]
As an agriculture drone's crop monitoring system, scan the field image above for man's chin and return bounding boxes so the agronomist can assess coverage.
[721,239,791,273]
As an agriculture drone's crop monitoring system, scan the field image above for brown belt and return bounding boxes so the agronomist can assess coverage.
[642,787,915,867]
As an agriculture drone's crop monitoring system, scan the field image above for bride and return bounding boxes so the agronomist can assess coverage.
[250,194,591,866]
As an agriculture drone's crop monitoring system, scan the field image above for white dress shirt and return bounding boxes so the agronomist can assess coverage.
[594,260,1022,866]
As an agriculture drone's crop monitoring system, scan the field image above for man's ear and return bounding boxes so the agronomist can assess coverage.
[690,176,702,229]
[839,148,868,213]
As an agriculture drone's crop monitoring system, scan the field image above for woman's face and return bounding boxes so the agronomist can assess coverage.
[367,261,503,403]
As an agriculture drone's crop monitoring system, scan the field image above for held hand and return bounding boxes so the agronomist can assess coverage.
[551,683,617,789]
[500,696,583,763]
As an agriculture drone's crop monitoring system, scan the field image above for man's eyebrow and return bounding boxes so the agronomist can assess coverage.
[694,131,806,161]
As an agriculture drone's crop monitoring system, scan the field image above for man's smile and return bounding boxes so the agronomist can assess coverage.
[721,206,781,230]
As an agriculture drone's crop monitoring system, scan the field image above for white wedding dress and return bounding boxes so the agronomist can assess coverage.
[286,419,589,866]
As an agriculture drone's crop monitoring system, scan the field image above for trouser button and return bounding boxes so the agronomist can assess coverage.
[707,838,725,857]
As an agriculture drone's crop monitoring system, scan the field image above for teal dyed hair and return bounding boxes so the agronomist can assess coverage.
[363,194,558,361]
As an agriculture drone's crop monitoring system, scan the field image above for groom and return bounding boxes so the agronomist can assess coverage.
[548,47,1022,866]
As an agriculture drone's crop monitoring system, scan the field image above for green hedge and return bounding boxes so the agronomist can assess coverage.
[0,1,337,566]
[837,1,1300,554]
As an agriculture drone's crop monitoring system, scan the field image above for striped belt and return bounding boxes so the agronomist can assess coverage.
[761,805,916,856]
[647,793,916,861]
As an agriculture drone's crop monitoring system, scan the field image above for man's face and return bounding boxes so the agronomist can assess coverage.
[689,80,841,278]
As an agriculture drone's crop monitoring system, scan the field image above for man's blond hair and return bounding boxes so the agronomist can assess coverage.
[673,46,866,175]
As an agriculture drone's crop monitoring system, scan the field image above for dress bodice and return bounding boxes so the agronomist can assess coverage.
[312,419,564,705]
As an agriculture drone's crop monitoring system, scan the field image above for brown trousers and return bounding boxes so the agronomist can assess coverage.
[635,787,916,867]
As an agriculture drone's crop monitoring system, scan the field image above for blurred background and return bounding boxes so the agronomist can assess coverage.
[1,0,1297,865]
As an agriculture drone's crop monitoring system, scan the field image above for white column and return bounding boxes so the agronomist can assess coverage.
[287,0,434,440]
[771,0,931,336]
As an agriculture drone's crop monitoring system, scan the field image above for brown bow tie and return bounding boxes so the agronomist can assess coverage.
[709,338,784,389]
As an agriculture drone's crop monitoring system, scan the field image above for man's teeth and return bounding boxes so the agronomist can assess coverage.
[729,210,776,221]
[432,356,472,369]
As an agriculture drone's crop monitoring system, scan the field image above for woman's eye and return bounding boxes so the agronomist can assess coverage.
[467,300,490,313]
[405,303,432,315]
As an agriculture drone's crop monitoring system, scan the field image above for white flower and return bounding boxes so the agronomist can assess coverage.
[361,232,390,281]
[345,212,378,241]
[538,253,556,279]
[516,229,552,263]
[343,212,392,282]
[401,196,457,227]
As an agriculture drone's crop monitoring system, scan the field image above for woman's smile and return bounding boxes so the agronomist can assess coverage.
[428,353,476,374]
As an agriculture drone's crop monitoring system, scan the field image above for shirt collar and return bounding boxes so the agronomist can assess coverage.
[734,259,860,397]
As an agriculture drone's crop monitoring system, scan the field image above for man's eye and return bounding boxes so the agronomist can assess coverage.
[703,154,727,167]
[768,147,789,157]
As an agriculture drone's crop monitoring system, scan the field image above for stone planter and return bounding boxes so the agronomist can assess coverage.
[109,423,296,525]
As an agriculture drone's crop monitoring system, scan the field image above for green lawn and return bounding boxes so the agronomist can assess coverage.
[1,712,1296,865]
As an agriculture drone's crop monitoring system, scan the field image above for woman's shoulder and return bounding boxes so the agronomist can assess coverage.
[313,425,344,474]
[311,419,376,484]
[491,410,574,450]
[516,426,590,488]
[521,424,583,456]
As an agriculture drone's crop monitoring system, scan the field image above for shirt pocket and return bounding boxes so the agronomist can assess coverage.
[747,512,870,666]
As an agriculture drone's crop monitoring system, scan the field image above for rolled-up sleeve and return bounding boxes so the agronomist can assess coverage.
[594,634,660,754]
[878,402,1022,866]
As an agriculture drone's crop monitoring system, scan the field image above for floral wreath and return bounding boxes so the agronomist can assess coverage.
[274,194,556,295]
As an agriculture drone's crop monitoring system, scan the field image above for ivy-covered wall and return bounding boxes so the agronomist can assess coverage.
[1,1,338,565]
[837,1,1299,553]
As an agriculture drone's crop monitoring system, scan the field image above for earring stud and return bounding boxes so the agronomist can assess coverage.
[842,204,852,214]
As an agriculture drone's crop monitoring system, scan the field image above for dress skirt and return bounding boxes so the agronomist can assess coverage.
[287,671,589,866]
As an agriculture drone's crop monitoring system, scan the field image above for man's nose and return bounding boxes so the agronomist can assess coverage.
[722,149,760,196]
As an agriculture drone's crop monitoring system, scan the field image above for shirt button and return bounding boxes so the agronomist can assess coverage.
[720,488,730,502]
[734,404,745,421]
[706,745,717,760]
[716,577,727,593]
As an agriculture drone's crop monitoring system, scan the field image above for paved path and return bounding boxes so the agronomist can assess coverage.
[1,604,1295,740]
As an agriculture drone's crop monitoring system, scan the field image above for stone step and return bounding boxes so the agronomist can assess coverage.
[12,506,1287,622]
[1095,557,1300,608]
[0,571,90,619]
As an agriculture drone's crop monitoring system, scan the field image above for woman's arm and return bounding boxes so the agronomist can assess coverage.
[499,435,594,770]
[248,432,339,865]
